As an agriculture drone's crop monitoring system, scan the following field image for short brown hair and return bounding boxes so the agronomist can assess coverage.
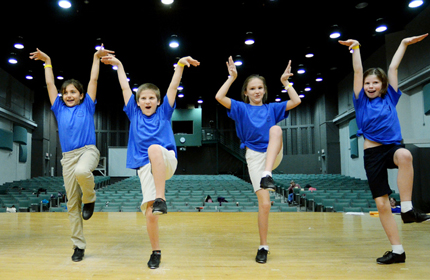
[241,75,268,104]
[135,83,161,103]
[363,68,388,96]
[60,79,85,103]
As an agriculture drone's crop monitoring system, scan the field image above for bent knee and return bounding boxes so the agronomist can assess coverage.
[394,149,413,166]
[148,145,163,157]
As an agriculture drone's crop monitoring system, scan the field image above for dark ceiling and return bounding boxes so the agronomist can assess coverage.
[1,0,428,109]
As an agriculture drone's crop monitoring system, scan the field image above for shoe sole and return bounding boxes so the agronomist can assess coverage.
[152,210,167,215]
[261,187,276,192]
[377,260,405,265]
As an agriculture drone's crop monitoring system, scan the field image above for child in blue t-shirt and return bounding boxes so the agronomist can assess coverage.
[339,33,429,265]
[215,56,301,264]
[30,45,114,262]
[102,55,200,269]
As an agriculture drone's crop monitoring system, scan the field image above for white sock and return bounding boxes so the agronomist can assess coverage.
[259,245,269,251]
[400,201,413,213]
[261,171,272,178]
[392,245,404,254]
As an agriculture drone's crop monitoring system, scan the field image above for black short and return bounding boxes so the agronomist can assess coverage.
[363,144,405,199]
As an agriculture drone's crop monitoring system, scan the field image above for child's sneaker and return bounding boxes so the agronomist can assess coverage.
[260,175,276,192]
[152,198,167,215]
[255,248,269,264]
[376,251,406,264]
[147,251,161,269]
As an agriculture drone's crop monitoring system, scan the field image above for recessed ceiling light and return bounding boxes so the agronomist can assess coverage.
[409,0,423,8]
[355,2,368,9]
[58,1,71,9]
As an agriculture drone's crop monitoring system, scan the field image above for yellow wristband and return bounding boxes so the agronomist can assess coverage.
[352,45,360,50]
[177,62,185,68]
[285,83,293,89]
[44,64,52,68]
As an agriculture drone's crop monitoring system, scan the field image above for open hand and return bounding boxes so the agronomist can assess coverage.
[338,39,360,51]
[95,43,115,59]
[29,48,50,62]
[403,33,428,46]
[226,56,237,80]
[280,60,294,86]
[178,56,200,67]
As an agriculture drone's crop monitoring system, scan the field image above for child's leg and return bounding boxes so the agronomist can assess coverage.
[263,126,283,173]
[61,153,86,251]
[393,148,413,204]
[256,189,271,246]
[375,195,401,246]
[145,202,160,250]
[148,145,166,200]
[75,145,100,204]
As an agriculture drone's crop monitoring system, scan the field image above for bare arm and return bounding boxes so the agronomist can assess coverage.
[388,33,428,92]
[87,44,115,101]
[215,56,237,110]
[339,40,363,99]
[101,56,132,105]
[280,60,301,111]
[29,49,58,106]
[166,56,200,108]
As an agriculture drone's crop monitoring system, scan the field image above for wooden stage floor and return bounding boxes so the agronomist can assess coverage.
[1,212,429,279]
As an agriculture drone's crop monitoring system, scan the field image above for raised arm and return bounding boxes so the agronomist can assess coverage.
[29,48,58,106]
[166,56,200,107]
[215,56,237,109]
[280,60,301,111]
[87,44,115,101]
[101,55,133,105]
[388,33,428,92]
[339,39,363,99]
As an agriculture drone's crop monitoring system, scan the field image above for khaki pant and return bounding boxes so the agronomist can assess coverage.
[61,145,100,249]
[246,147,283,192]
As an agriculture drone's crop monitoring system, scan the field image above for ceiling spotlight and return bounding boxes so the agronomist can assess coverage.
[329,25,341,39]
[161,0,174,4]
[245,32,255,45]
[58,0,72,9]
[178,92,184,98]
[299,94,305,98]
[375,18,387,33]
[409,0,423,8]
[275,95,281,102]
[25,70,33,80]
[8,53,18,64]
[197,97,203,104]
[305,87,311,92]
[95,38,103,50]
[355,2,368,9]
[132,84,139,92]
[305,53,314,58]
[316,77,323,82]
[297,66,306,74]
[169,35,179,48]
[234,55,243,66]
[57,76,64,80]
[177,82,184,91]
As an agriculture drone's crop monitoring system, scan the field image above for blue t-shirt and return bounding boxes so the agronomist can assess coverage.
[51,93,96,153]
[227,99,289,152]
[353,84,402,145]
[124,95,176,169]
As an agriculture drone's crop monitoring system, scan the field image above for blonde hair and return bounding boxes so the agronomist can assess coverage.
[135,83,161,103]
